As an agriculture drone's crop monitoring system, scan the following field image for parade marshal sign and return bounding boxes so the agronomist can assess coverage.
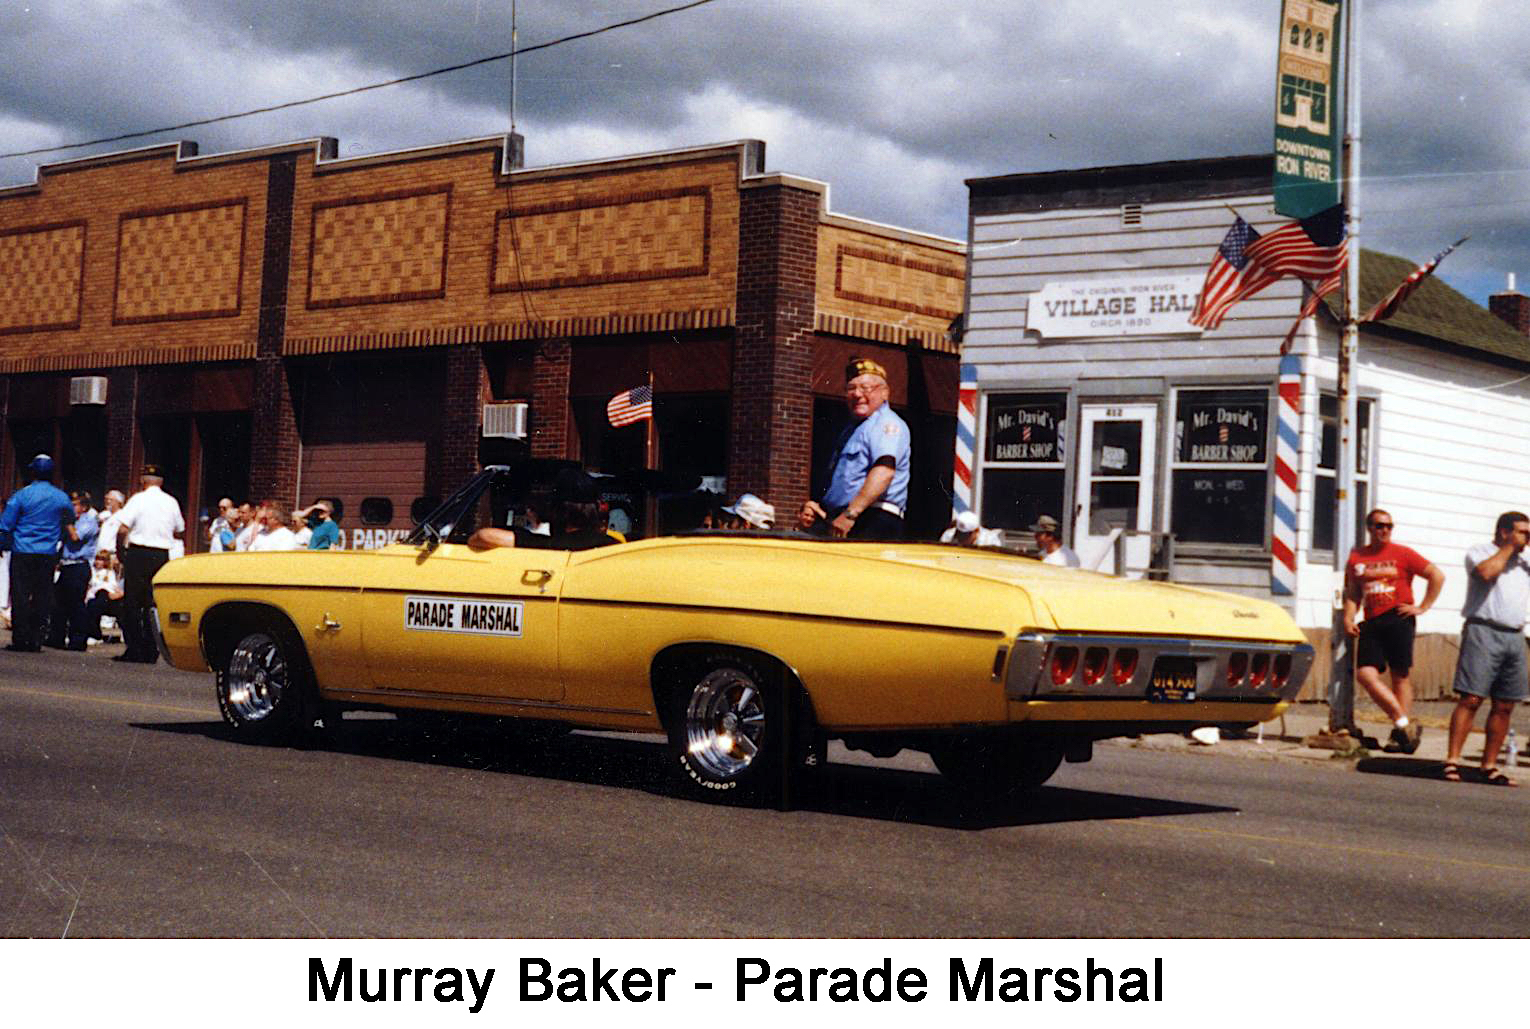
[1274,0,1343,218]
[1028,276,1203,338]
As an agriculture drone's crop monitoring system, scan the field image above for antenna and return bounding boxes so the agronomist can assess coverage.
[510,0,518,134]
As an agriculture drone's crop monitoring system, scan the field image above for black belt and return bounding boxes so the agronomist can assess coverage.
[1466,616,1523,633]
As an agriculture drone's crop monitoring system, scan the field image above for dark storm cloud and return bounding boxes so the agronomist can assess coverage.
[1,1,1527,302]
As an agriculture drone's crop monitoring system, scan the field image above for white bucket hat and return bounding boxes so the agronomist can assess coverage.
[722,493,775,529]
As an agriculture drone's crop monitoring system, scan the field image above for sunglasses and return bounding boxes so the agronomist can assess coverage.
[1368,522,1394,530]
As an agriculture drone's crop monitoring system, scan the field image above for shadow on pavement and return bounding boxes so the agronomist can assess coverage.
[133,716,1238,830]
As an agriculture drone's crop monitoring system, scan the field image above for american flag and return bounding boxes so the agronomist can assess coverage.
[1278,259,1347,355]
[1361,237,1468,324]
[1245,203,1348,281]
[1189,216,1283,330]
[606,384,653,427]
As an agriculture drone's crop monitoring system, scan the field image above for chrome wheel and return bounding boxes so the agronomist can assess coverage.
[683,667,768,781]
[223,632,289,724]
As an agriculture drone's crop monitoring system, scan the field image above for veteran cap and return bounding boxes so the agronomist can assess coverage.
[1030,514,1060,534]
[141,462,163,479]
[846,356,887,383]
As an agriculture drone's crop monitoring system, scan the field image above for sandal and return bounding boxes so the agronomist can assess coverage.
[1481,767,1519,787]
[1441,762,1462,782]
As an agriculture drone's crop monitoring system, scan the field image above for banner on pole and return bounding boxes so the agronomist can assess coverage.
[1273,0,1343,218]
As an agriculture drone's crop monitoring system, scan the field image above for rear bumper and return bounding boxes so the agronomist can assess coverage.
[1006,632,1314,705]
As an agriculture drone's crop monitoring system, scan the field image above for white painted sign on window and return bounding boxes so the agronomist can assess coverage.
[1029,276,1204,338]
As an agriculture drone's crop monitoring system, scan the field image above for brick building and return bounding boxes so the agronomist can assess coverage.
[0,136,963,549]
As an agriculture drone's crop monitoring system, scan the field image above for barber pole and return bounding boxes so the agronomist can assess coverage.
[953,364,977,514]
[1271,353,1301,596]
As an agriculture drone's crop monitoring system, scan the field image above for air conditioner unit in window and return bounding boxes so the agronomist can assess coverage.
[482,401,528,439]
[69,376,108,405]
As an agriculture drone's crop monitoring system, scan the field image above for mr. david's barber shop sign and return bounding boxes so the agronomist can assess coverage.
[1028,276,1203,337]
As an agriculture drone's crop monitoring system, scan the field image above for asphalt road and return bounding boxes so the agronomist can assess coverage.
[2,649,1527,939]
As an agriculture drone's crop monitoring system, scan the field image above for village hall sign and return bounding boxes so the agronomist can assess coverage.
[1028,275,1204,338]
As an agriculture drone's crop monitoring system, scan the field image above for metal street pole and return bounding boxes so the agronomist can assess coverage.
[1328,0,1361,734]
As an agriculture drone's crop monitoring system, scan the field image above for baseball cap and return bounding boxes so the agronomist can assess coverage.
[954,511,980,533]
[1030,514,1061,533]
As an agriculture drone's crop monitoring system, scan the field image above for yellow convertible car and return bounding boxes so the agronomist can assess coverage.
[152,467,1313,803]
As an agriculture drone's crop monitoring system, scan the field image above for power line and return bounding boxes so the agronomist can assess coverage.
[0,0,721,163]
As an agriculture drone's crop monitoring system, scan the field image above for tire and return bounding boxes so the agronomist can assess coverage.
[929,734,1065,799]
[668,660,783,802]
[215,627,317,743]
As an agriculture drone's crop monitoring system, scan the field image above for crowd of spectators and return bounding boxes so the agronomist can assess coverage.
[0,454,345,655]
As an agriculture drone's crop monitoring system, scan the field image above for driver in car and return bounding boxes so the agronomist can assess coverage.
[467,468,618,552]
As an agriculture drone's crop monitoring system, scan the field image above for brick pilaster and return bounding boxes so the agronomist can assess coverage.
[431,344,488,495]
[249,154,300,504]
[105,367,141,492]
[530,337,571,459]
[728,182,819,514]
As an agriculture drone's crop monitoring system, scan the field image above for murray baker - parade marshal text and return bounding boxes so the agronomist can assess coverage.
[308,955,1166,1009]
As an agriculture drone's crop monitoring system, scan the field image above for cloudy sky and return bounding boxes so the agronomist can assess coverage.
[1,0,1526,305]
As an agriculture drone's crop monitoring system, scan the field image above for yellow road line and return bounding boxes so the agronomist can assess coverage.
[0,683,208,718]
[1118,817,1530,876]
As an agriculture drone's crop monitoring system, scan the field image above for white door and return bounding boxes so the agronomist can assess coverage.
[1073,403,1157,576]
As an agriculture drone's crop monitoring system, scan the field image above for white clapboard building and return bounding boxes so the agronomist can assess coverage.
[957,154,1530,692]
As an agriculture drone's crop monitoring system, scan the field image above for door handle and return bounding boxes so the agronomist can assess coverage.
[315,613,342,633]
[521,569,554,593]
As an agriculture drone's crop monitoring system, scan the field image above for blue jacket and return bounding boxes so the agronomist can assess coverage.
[0,481,75,555]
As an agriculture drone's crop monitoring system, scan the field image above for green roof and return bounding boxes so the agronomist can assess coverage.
[1320,248,1530,364]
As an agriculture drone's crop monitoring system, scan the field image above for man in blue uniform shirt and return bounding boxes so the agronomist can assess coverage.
[798,357,911,541]
[48,490,99,650]
[0,454,75,652]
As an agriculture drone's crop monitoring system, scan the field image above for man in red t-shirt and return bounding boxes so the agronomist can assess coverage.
[1343,509,1445,753]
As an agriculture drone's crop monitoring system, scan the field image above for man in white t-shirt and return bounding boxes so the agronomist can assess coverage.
[207,497,235,553]
[234,502,263,551]
[940,510,1003,548]
[1032,515,1080,567]
[1443,510,1530,786]
[96,489,126,557]
[248,502,300,552]
[114,464,184,663]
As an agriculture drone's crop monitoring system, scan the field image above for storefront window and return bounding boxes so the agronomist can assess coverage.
[979,392,1067,530]
[1312,394,1373,552]
[1170,388,1269,546]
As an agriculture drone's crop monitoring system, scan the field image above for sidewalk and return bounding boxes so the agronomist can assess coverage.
[1119,698,1530,781]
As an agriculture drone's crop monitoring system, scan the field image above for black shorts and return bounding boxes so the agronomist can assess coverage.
[1357,608,1416,676]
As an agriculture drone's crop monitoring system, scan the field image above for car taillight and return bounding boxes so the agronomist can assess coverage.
[1050,646,1079,686]
[1272,652,1292,688]
[1227,651,1248,686]
[1081,647,1109,686]
[1249,653,1270,688]
[1112,648,1139,685]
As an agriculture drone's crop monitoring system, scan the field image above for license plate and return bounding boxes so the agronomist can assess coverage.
[1148,657,1198,702]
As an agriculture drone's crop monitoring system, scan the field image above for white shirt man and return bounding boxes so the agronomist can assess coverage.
[113,468,184,663]
[208,497,235,553]
[96,490,126,556]
[940,510,1004,548]
[1032,515,1080,567]
[234,503,263,551]
[248,503,300,552]
[117,480,185,551]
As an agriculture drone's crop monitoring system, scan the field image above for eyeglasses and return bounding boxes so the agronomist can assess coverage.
[1368,522,1394,530]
